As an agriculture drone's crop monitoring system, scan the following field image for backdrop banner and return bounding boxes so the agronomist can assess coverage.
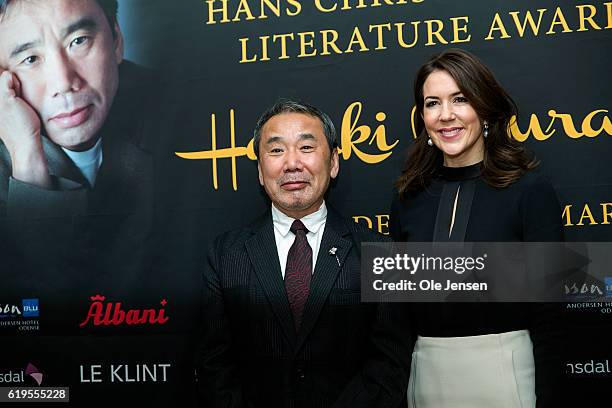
[0,0,610,405]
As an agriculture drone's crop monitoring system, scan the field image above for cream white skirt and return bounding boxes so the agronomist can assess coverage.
[407,330,536,408]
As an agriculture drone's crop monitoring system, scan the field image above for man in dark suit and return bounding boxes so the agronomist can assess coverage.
[197,100,410,408]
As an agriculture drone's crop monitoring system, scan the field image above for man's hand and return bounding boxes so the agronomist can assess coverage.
[0,70,51,189]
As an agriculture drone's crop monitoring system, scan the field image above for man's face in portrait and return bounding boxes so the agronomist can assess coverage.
[0,0,123,151]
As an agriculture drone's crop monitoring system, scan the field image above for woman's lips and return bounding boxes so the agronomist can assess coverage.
[49,105,92,129]
[438,127,463,139]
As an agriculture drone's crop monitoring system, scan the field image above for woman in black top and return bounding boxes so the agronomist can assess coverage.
[390,49,563,407]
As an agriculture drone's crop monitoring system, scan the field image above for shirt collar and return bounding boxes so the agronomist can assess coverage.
[61,137,103,166]
[272,201,327,237]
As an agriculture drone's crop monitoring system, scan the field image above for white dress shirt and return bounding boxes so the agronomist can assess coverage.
[272,201,327,278]
[61,137,103,187]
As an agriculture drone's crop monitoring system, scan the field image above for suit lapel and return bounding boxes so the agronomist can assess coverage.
[245,213,297,347]
[88,134,154,214]
[295,209,352,353]
[87,68,155,215]
[42,137,89,186]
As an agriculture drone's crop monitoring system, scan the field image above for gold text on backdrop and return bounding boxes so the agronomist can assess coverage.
[205,0,426,24]
[175,102,397,189]
[352,214,390,235]
[221,2,612,64]
[485,4,612,40]
[239,18,471,63]
[563,203,612,227]
[410,106,612,141]
[178,104,612,190]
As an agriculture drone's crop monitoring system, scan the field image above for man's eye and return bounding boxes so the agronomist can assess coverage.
[301,145,314,151]
[270,148,283,154]
[20,55,39,66]
[70,36,89,47]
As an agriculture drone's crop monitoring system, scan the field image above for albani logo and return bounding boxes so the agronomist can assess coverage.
[79,295,169,328]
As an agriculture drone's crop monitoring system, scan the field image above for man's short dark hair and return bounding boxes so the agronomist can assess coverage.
[253,99,338,158]
[0,0,118,29]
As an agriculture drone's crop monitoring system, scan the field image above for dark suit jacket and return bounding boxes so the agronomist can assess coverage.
[196,207,410,408]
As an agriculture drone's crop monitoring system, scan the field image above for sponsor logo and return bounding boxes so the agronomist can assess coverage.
[0,299,40,332]
[22,299,39,318]
[565,301,612,314]
[0,363,43,385]
[566,360,612,376]
[564,281,604,301]
[25,363,43,386]
[605,277,612,298]
[79,363,171,383]
[79,295,169,328]
[0,303,21,318]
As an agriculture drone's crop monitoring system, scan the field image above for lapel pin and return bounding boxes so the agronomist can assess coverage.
[329,247,341,267]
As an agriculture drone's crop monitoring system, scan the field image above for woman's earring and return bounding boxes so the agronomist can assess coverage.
[427,137,433,146]
[483,121,489,138]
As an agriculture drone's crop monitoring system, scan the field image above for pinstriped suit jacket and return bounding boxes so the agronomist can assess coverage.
[197,207,410,408]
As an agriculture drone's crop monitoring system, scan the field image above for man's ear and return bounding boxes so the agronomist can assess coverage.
[113,21,124,64]
[330,148,339,179]
[257,161,264,186]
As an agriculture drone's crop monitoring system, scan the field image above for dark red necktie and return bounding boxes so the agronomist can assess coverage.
[285,220,312,331]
